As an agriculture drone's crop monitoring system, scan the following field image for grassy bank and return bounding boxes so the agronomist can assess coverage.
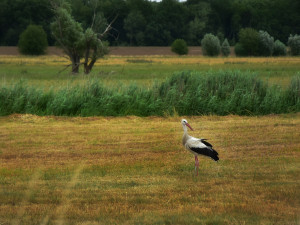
[1,71,300,116]
[0,114,299,224]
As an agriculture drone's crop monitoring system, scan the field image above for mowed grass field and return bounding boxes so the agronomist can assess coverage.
[0,114,299,224]
[0,54,300,224]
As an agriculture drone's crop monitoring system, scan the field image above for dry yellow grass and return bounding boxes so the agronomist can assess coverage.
[0,114,299,224]
[1,55,300,66]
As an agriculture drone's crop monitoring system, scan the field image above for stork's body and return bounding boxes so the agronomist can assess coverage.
[181,119,219,175]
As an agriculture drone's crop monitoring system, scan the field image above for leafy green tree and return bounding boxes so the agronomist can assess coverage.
[144,22,167,46]
[0,0,53,46]
[234,43,247,56]
[258,30,274,56]
[156,0,188,45]
[51,2,84,73]
[288,34,300,56]
[51,0,112,74]
[186,1,210,45]
[18,25,48,55]
[201,33,221,56]
[124,10,146,46]
[171,39,188,55]
[221,38,231,57]
[273,40,287,56]
[187,17,206,45]
[238,28,259,56]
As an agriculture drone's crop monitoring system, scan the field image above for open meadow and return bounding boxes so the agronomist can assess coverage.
[1,54,300,88]
[0,53,300,224]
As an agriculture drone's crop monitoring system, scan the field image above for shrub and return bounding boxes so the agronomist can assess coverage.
[201,33,220,56]
[238,28,259,56]
[221,38,231,57]
[234,43,247,56]
[171,39,188,55]
[258,30,274,56]
[273,40,287,56]
[18,25,48,55]
[288,34,300,56]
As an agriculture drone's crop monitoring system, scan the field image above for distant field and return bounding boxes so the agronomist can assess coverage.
[1,54,300,88]
[0,114,299,224]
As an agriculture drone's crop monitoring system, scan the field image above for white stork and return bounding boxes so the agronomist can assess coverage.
[181,119,219,176]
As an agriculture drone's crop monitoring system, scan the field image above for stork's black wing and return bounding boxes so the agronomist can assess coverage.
[190,146,219,161]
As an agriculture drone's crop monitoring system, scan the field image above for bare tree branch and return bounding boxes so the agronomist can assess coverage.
[90,1,98,30]
[98,15,118,39]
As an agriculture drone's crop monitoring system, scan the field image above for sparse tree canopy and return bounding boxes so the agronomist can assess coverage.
[50,0,112,74]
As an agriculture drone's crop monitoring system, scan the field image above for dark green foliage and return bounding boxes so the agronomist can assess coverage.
[1,0,300,46]
[171,39,188,55]
[234,43,247,56]
[201,34,221,56]
[273,40,287,56]
[18,25,48,55]
[221,39,231,57]
[1,72,300,117]
[288,34,300,56]
[238,28,260,56]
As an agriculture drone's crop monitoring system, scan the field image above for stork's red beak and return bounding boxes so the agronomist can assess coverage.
[186,123,193,131]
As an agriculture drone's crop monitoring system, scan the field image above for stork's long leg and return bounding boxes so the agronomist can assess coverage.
[195,155,199,176]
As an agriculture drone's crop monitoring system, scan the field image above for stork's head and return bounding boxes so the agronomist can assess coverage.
[181,119,193,131]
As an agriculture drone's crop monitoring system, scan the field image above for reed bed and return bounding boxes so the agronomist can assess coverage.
[1,71,299,116]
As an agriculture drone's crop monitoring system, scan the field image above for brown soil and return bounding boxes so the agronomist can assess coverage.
[0,46,205,56]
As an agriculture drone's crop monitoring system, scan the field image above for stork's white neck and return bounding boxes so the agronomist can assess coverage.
[182,125,189,146]
[182,124,188,133]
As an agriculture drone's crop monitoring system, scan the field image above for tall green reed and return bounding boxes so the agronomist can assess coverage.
[0,71,299,116]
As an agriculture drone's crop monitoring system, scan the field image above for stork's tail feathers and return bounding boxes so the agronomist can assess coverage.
[211,149,219,161]
[212,153,219,161]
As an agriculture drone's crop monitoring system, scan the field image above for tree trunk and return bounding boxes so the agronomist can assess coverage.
[84,59,96,74]
[71,55,80,74]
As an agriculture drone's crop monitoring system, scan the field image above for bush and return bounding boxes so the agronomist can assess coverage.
[288,34,300,56]
[171,39,188,55]
[273,40,287,56]
[201,33,220,56]
[234,43,247,56]
[238,28,259,56]
[258,30,274,56]
[221,38,231,57]
[18,25,48,55]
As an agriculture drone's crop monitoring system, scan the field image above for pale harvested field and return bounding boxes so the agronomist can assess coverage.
[0,114,299,224]
[1,54,300,66]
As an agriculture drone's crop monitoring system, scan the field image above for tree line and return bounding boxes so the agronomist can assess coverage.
[1,0,299,47]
